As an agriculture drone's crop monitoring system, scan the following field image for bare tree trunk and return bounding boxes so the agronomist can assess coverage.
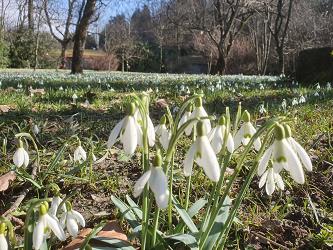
[28,0,34,31]
[277,46,284,74]
[60,43,68,69]
[71,0,96,74]
[211,51,226,75]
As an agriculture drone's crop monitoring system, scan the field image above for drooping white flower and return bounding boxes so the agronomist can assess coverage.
[155,116,171,150]
[72,93,78,103]
[284,124,312,172]
[59,86,64,91]
[0,223,8,250]
[133,154,169,209]
[61,202,85,237]
[259,104,267,115]
[74,145,87,163]
[257,124,305,184]
[291,98,298,106]
[326,82,331,90]
[234,111,261,151]
[33,203,66,250]
[183,121,220,182]
[107,103,143,155]
[259,168,284,195]
[178,107,192,136]
[13,141,29,168]
[133,105,155,147]
[187,97,211,135]
[281,99,287,110]
[299,95,306,104]
[208,116,234,154]
[49,196,67,219]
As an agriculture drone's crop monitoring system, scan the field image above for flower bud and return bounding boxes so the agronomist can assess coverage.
[127,103,136,116]
[160,115,167,125]
[218,116,226,126]
[274,124,285,140]
[39,204,48,216]
[153,151,162,167]
[0,223,6,234]
[195,97,202,108]
[242,110,250,122]
[196,121,206,136]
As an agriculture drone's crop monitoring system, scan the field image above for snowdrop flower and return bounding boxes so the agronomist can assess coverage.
[259,104,267,115]
[316,83,320,89]
[291,97,298,106]
[234,111,261,151]
[74,144,87,163]
[84,99,90,107]
[33,124,40,135]
[208,116,234,154]
[0,223,8,250]
[178,106,192,136]
[183,121,220,182]
[61,202,85,237]
[33,203,66,250]
[281,99,287,110]
[155,116,171,150]
[259,168,284,195]
[187,97,211,135]
[134,153,169,209]
[49,196,67,219]
[257,124,305,184]
[13,140,29,168]
[326,82,331,90]
[107,103,143,155]
[59,86,63,91]
[299,95,306,104]
[284,124,312,172]
[134,106,155,147]
[314,91,319,97]
[72,93,78,103]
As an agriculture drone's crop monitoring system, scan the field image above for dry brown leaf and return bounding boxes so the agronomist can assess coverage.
[0,171,16,191]
[62,220,128,250]
[156,98,168,108]
[0,105,11,113]
[29,88,45,96]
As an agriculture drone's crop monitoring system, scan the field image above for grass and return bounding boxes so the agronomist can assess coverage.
[0,70,332,249]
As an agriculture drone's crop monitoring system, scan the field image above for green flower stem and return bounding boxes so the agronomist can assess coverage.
[213,127,275,250]
[184,175,192,210]
[199,118,283,249]
[151,207,160,246]
[168,154,174,232]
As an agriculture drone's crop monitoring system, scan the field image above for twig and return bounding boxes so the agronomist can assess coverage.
[250,231,289,250]
[2,164,38,219]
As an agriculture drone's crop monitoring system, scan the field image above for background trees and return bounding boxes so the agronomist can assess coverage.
[0,0,332,75]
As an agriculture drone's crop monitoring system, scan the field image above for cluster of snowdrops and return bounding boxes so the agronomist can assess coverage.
[0,92,313,250]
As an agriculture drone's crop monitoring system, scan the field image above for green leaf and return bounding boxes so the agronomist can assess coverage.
[79,221,106,250]
[172,196,198,233]
[164,233,199,250]
[174,198,207,233]
[125,195,142,220]
[41,143,67,181]
[111,196,140,230]
[16,169,42,189]
[88,237,135,250]
[204,196,232,250]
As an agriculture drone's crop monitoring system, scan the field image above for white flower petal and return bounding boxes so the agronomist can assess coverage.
[149,167,169,209]
[23,149,29,167]
[259,170,268,188]
[283,140,305,184]
[227,133,234,153]
[290,138,312,171]
[13,148,25,167]
[234,125,244,149]
[195,137,220,182]
[45,214,66,241]
[147,115,155,147]
[136,122,143,148]
[66,214,79,237]
[183,143,197,177]
[133,170,152,197]
[178,112,190,129]
[71,210,85,227]
[253,138,262,151]
[274,173,285,190]
[107,119,124,148]
[33,220,45,250]
[0,234,8,250]
[160,129,171,150]
[257,146,273,176]
[121,116,138,155]
[265,168,275,195]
